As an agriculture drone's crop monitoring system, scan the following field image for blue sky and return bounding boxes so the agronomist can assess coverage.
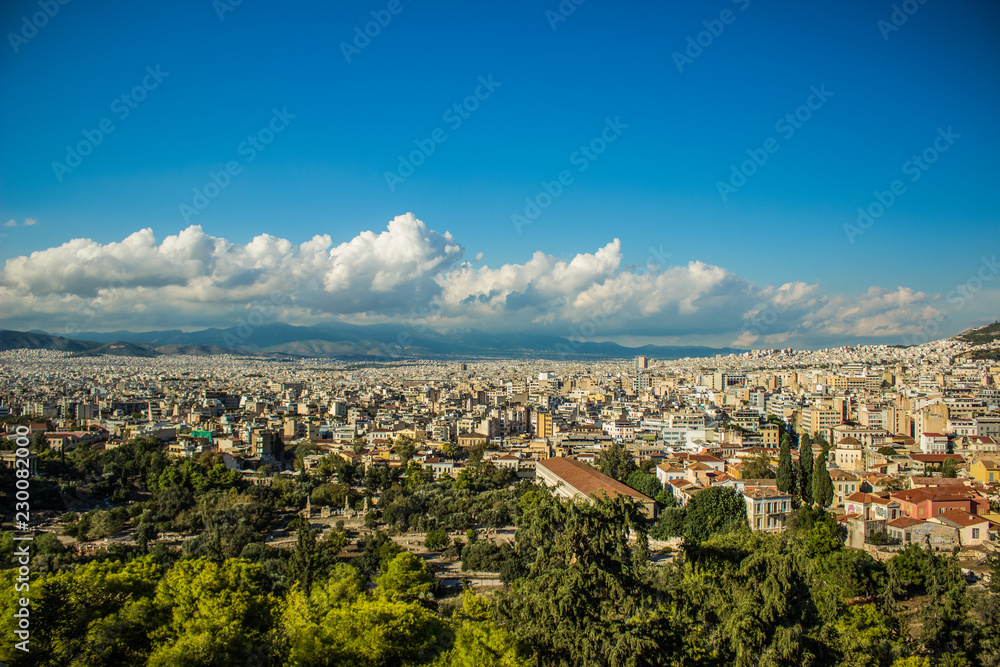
[1,0,999,348]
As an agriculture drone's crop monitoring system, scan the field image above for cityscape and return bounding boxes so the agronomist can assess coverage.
[2,1,1000,666]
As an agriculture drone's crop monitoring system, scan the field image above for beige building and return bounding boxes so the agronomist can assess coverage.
[834,436,864,473]
[931,509,991,546]
[802,405,843,437]
[913,403,949,438]
[742,486,792,532]
[829,468,860,507]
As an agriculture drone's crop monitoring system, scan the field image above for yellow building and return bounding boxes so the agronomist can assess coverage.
[970,458,1000,484]
[759,423,780,447]
[536,411,554,439]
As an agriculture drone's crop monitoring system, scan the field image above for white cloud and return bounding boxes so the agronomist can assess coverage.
[0,213,943,347]
[24,218,36,226]
[805,286,940,337]
[3,220,15,227]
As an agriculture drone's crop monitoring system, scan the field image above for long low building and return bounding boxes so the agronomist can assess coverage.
[536,457,655,518]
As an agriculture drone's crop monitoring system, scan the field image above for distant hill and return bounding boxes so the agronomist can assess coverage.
[956,321,1000,345]
[1,331,263,359]
[0,330,102,353]
[39,322,746,360]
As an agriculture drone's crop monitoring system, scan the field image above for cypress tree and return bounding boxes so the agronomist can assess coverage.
[776,437,795,496]
[812,452,834,508]
[798,439,814,505]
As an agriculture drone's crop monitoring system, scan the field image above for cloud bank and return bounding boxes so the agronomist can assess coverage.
[0,213,949,347]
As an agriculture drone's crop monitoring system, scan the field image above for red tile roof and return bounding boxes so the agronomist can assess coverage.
[889,516,927,528]
[935,508,989,528]
[537,457,652,504]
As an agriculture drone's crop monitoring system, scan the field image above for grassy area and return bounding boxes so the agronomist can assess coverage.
[958,321,1000,345]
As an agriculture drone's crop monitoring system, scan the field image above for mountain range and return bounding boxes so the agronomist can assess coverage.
[1,323,746,360]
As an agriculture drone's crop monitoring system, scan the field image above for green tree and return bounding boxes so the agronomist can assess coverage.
[940,458,958,478]
[310,482,353,509]
[678,531,824,665]
[441,616,533,666]
[290,523,319,593]
[650,507,686,539]
[776,438,796,496]
[683,486,748,542]
[394,435,417,465]
[654,489,676,508]
[280,565,446,666]
[0,556,166,665]
[355,530,404,578]
[799,440,814,505]
[624,469,662,498]
[404,461,433,491]
[134,521,158,554]
[595,442,637,482]
[376,552,436,602]
[434,590,534,667]
[742,452,774,480]
[425,526,450,551]
[497,494,664,666]
[812,452,834,508]
[146,558,276,667]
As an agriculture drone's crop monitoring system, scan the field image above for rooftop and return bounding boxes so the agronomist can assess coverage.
[537,457,652,505]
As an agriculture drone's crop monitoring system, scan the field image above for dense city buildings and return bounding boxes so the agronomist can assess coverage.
[3,330,998,552]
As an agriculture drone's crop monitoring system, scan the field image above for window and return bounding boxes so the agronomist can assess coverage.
[973,528,980,539]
